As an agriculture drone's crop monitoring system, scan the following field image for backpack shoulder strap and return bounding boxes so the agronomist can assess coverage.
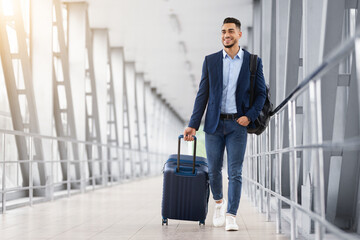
[249,54,258,107]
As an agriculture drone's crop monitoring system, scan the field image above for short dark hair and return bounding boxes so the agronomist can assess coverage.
[223,17,241,30]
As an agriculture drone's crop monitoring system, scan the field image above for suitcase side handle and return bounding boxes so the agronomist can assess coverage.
[177,135,197,174]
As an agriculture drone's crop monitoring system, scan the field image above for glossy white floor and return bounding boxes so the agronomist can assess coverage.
[0,176,289,240]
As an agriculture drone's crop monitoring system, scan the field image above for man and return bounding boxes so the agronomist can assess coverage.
[183,17,266,231]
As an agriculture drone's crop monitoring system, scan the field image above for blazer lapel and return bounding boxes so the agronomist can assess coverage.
[236,50,250,93]
[216,50,223,89]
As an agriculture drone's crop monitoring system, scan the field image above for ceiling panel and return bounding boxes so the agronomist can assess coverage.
[87,0,253,122]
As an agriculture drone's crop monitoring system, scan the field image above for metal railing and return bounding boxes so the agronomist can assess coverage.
[0,128,167,214]
[243,29,360,239]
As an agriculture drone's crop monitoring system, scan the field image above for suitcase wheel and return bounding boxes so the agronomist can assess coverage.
[199,220,205,225]
[162,218,168,226]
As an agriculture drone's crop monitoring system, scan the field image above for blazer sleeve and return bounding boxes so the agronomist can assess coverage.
[188,57,209,130]
[245,57,266,122]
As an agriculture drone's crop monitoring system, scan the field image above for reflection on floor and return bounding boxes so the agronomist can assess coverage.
[0,175,289,240]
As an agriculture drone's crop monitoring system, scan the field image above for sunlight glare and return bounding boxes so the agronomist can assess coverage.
[1,0,14,16]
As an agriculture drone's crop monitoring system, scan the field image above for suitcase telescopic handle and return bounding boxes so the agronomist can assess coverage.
[177,135,197,174]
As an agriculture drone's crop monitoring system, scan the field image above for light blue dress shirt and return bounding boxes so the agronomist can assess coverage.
[221,47,244,114]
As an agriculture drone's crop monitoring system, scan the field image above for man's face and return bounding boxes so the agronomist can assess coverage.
[221,23,242,48]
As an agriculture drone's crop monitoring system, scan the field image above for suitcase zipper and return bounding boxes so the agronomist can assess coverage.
[167,158,208,166]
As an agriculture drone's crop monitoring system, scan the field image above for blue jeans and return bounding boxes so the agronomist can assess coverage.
[205,119,247,216]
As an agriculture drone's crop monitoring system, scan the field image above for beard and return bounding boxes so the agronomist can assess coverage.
[223,39,236,48]
[224,43,236,48]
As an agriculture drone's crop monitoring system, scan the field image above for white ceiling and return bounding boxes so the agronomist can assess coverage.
[87,0,254,122]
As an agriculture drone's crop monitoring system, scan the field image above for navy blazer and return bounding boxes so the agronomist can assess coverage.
[188,49,267,134]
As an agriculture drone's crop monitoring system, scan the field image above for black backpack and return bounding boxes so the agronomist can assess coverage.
[246,54,273,135]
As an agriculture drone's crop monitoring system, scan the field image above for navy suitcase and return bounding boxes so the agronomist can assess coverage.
[161,135,210,225]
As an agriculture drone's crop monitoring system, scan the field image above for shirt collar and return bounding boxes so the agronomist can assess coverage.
[223,46,243,59]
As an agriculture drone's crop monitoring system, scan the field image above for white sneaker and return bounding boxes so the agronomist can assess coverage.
[213,199,226,227]
[225,215,239,231]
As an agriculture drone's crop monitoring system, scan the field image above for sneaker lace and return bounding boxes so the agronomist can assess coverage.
[214,205,221,218]
[227,216,236,225]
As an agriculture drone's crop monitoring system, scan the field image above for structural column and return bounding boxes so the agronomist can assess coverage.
[92,29,109,154]
[136,73,147,151]
[261,0,272,82]
[252,0,261,55]
[67,2,87,143]
[31,0,53,187]
[111,47,125,147]
[124,61,140,151]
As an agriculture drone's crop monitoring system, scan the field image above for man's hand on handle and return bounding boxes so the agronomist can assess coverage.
[237,116,250,126]
[183,127,196,141]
